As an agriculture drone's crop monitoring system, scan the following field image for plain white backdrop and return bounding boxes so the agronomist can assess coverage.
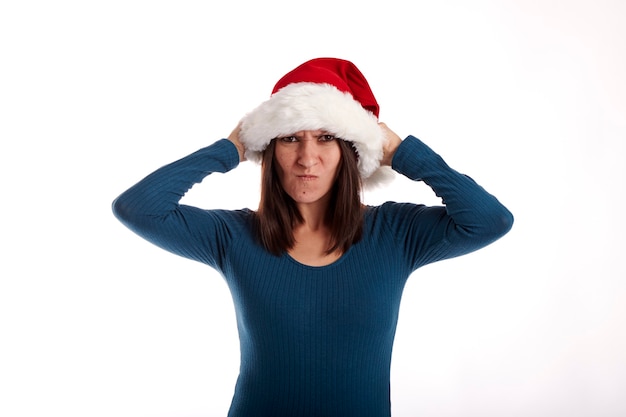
[1,1,624,416]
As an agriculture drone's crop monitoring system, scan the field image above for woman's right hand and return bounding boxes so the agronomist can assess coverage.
[228,123,246,162]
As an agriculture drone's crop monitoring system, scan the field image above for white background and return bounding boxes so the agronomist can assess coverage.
[1,1,625,416]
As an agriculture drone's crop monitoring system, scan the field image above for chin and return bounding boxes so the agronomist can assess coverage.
[292,194,324,204]
[287,188,330,204]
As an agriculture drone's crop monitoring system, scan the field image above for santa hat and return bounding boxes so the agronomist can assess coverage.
[239,57,394,187]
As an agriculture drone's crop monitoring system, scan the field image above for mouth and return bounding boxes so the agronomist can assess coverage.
[297,175,318,181]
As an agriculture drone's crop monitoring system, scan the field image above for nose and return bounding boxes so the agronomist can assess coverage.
[296,135,319,168]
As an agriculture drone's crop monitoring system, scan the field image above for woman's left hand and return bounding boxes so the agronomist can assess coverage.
[228,122,246,162]
[379,122,402,166]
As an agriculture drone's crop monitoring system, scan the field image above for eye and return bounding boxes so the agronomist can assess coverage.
[278,136,298,143]
[319,134,337,142]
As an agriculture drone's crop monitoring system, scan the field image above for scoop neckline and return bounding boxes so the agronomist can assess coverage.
[284,249,350,270]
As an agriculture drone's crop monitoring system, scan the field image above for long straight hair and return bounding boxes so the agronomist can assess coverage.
[255,138,364,256]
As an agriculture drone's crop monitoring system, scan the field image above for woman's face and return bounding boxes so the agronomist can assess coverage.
[273,130,342,208]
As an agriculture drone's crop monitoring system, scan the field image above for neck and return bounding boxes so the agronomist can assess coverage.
[295,197,331,231]
[291,201,340,263]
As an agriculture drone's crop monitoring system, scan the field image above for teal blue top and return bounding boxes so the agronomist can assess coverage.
[113,136,513,417]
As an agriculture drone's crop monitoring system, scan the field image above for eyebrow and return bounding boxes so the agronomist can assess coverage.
[289,131,332,139]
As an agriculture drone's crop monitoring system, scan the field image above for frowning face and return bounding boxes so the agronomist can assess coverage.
[273,130,342,209]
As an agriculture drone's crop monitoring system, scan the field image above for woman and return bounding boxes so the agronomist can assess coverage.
[113,58,513,417]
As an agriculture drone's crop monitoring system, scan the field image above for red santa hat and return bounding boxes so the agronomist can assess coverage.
[239,57,394,187]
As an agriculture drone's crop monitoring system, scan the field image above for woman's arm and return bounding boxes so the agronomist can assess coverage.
[378,123,514,269]
[112,136,242,267]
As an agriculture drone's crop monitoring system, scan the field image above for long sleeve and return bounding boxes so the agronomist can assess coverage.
[112,139,243,268]
[387,135,514,270]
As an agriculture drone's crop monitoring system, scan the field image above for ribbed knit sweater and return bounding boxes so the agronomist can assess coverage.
[112,136,513,416]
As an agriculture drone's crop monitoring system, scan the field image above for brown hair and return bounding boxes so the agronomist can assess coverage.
[255,139,364,256]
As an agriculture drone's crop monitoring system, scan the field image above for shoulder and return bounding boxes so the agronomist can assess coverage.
[176,206,257,245]
[366,201,434,221]
[188,208,258,268]
[200,208,256,230]
[364,202,447,237]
